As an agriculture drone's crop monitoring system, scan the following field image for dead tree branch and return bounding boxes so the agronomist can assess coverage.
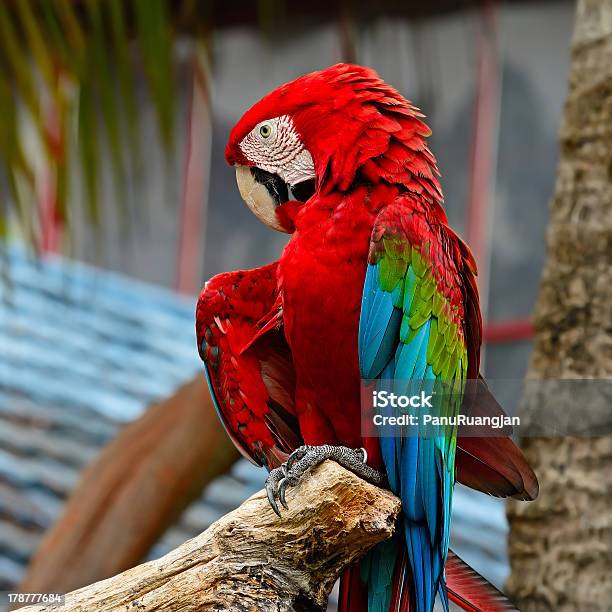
[19,461,400,612]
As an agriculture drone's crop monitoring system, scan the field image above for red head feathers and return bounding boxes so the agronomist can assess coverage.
[226,64,443,230]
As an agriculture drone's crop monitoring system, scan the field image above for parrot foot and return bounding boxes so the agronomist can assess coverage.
[264,444,385,517]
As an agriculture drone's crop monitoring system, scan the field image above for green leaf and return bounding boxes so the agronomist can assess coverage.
[0,70,35,227]
[39,0,85,80]
[15,0,55,91]
[0,2,40,120]
[134,0,175,150]
[78,78,99,224]
[85,0,126,202]
[0,0,208,252]
[56,0,86,62]
[108,0,141,175]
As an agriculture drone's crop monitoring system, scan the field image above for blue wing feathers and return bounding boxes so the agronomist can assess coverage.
[359,219,462,612]
[360,264,403,379]
[393,323,429,390]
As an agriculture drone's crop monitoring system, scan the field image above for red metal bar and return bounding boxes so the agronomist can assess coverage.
[39,74,64,254]
[483,319,534,343]
[465,4,535,348]
[176,51,211,294]
[466,0,498,305]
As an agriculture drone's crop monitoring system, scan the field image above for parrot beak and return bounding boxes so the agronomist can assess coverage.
[235,165,316,233]
[235,165,290,233]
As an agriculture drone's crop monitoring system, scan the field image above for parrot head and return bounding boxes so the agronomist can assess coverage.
[226,63,441,232]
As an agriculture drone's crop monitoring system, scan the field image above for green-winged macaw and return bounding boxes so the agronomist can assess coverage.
[196,63,538,612]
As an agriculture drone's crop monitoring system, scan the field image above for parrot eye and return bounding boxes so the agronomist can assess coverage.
[259,124,272,139]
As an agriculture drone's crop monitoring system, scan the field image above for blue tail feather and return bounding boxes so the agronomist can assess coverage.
[362,536,400,612]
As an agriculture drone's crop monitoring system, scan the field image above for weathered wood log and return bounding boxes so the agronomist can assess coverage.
[19,376,239,595]
[19,461,401,612]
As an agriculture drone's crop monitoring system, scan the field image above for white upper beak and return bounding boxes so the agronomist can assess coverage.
[235,165,289,233]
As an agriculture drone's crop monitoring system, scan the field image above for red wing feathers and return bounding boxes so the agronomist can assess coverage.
[457,378,538,501]
[446,551,517,611]
[196,263,301,469]
[456,436,539,501]
[439,228,538,501]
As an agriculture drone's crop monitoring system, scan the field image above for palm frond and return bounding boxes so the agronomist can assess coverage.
[134,0,176,151]
[0,0,185,247]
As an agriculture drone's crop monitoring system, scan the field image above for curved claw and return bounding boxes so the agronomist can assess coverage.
[278,477,290,510]
[266,480,281,517]
[265,466,286,517]
[285,445,309,473]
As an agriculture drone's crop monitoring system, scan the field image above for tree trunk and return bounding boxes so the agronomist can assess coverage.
[506,1,612,609]
[17,462,401,612]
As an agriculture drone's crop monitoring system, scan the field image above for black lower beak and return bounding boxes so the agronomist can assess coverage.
[251,167,316,205]
[250,167,288,205]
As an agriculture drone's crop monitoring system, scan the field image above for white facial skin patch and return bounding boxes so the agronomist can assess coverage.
[239,115,315,187]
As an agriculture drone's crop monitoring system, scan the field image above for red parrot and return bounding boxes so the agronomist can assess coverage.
[196,63,538,612]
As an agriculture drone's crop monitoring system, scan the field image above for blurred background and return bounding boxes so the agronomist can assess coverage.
[0,0,575,609]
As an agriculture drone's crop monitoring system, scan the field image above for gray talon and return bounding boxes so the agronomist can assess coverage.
[266,480,281,517]
[278,477,289,510]
[264,444,386,517]
[265,467,286,517]
[285,445,309,472]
